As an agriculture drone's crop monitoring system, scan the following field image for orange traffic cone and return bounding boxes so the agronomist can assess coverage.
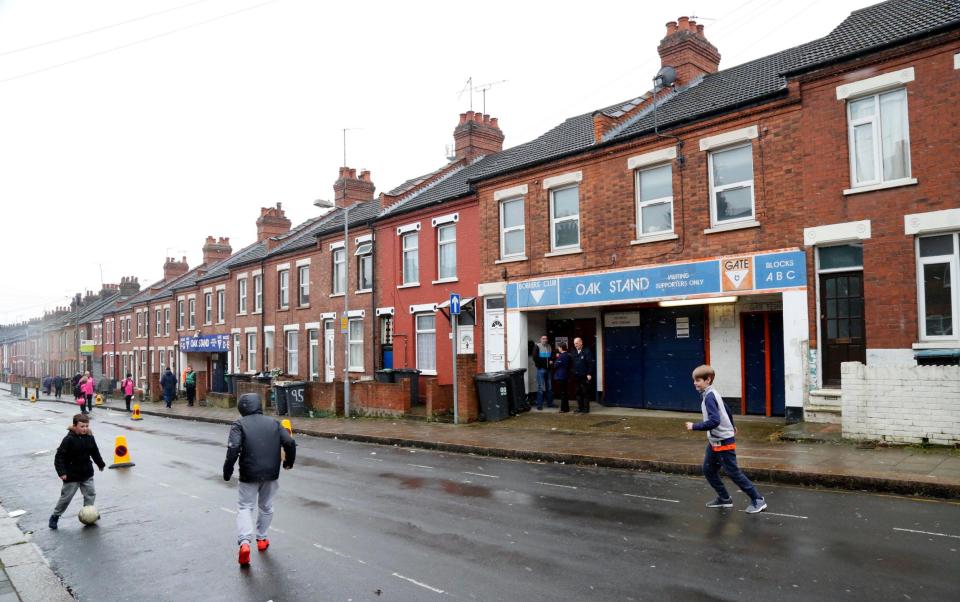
[95,394,104,406]
[131,404,143,421]
[108,436,135,468]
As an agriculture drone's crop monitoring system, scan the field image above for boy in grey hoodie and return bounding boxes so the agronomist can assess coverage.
[685,365,766,514]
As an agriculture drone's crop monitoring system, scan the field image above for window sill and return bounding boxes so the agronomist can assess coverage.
[631,232,678,245]
[217,320,225,325]
[236,313,247,317]
[432,277,459,284]
[355,289,372,295]
[913,341,960,349]
[419,369,438,376]
[329,293,345,298]
[544,248,582,258]
[704,220,761,235]
[397,283,420,289]
[495,256,527,264]
[843,178,917,196]
[298,303,310,309]
[348,368,365,373]
[277,307,289,313]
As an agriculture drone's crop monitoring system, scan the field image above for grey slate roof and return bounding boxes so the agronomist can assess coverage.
[195,239,268,283]
[311,199,382,239]
[78,292,122,323]
[266,213,337,258]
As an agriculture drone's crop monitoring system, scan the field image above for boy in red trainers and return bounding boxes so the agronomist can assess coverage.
[223,393,296,566]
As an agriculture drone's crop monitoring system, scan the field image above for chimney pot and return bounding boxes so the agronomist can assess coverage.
[666,20,677,35]
[697,24,704,35]
[678,15,689,29]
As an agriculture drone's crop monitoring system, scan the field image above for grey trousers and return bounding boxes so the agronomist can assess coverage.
[53,478,95,516]
[236,480,279,545]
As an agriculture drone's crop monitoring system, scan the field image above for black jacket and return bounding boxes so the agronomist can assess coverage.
[160,370,177,392]
[223,394,296,483]
[571,347,594,377]
[54,428,105,482]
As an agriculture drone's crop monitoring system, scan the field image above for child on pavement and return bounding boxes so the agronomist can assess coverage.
[49,413,105,529]
[223,393,296,567]
[121,373,135,412]
[685,365,766,514]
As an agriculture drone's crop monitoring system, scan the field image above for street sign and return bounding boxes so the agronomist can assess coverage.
[450,293,461,315]
[340,317,349,334]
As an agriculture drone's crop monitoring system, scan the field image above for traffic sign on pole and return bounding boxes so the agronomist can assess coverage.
[450,293,461,316]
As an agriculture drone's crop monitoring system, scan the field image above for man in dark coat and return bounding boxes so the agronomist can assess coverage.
[54,374,63,399]
[571,337,595,414]
[160,368,177,408]
[49,413,105,529]
[71,372,82,400]
[223,393,296,566]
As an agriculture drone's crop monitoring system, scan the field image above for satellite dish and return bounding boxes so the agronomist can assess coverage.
[654,66,677,87]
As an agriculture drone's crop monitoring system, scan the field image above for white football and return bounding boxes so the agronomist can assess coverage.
[78,505,99,525]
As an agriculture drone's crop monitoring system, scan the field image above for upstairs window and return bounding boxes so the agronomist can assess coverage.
[188,299,196,329]
[332,248,346,294]
[177,301,185,330]
[499,197,525,258]
[278,269,289,308]
[847,88,911,187]
[238,278,247,314]
[217,290,225,323]
[708,144,754,226]
[356,242,373,291]
[437,224,456,280]
[636,164,674,236]
[298,265,310,306]
[253,275,263,313]
[402,233,419,285]
[204,293,212,324]
[549,185,580,251]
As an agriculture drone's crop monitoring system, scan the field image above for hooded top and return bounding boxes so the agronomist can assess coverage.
[54,425,105,482]
[223,393,296,483]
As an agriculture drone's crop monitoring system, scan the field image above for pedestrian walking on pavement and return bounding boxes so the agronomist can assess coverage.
[121,373,135,412]
[532,335,554,410]
[80,371,95,413]
[553,343,572,413]
[49,413,105,529]
[685,365,766,514]
[223,393,296,567]
[571,337,594,414]
[71,372,82,402]
[160,367,177,408]
[54,374,63,399]
[184,365,196,406]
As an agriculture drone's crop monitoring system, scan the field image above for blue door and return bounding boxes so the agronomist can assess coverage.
[602,321,643,407]
[769,313,785,416]
[741,312,785,417]
[641,307,705,411]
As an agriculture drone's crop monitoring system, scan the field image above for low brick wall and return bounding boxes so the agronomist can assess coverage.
[424,377,453,418]
[842,362,960,445]
[237,382,273,408]
[206,391,236,409]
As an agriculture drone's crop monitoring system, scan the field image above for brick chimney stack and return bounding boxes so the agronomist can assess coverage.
[333,167,376,208]
[202,236,233,265]
[657,16,721,86]
[118,276,140,297]
[453,111,504,162]
[256,203,292,241]
[163,256,189,280]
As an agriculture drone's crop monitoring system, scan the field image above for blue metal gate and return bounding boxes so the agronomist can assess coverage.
[641,307,705,411]
[741,311,785,416]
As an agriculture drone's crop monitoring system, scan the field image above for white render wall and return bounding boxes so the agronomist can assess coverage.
[842,362,960,445]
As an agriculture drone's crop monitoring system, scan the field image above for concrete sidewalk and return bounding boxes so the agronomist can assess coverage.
[0,504,73,602]
[5,384,959,499]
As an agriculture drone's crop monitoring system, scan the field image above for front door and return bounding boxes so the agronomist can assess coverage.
[741,312,785,416]
[484,296,505,372]
[324,320,335,383]
[820,272,866,387]
[211,354,226,393]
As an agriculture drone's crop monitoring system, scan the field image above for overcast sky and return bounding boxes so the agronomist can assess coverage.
[0,0,878,324]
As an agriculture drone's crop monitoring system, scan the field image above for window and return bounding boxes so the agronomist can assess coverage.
[402,232,419,285]
[500,197,525,258]
[126,317,132,341]
[348,318,363,371]
[253,275,262,313]
[247,333,257,372]
[333,248,346,294]
[437,224,456,279]
[238,278,247,314]
[188,299,196,329]
[217,290,225,322]
[708,144,754,225]
[308,329,319,380]
[233,334,241,373]
[847,88,910,187]
[298,266,310,305]
[550,185,580,251]
[177,301,185,330]
[155,309,162,335]
[204,293,212,324]
[636,164,674,236]
[164,308,170,335]
[136,313,143,337]
[286,331,298,375]
[278,270,289,308]
[356,242,373,291]
[918,233,958,340]
[415,314,436,373]
[264,331,274,370]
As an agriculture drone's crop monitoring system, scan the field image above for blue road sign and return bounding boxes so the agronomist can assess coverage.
[450,293,461,315]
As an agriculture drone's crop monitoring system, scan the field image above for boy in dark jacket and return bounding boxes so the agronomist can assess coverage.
[49,413,105,529]
[223,393,296,566]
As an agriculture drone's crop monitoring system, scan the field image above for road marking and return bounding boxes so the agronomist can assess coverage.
[536,481,577,490]
[623,493,680,503]
[407,464,434,470]
[313,543,353,560]
[189,494,200,499]
[272,527,286,534]
[762,511,808,520]
[32,450,50,456]
[158,482,170,488]
[893,527,960,540]
[463,472,499,479]
[220,507,236,514]
[326,451,340,455]
[362,457,384,463]
[391,573,445,594]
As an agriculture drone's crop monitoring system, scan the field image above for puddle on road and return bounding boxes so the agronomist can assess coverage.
[378,472,492,498]
[294,455,336,470]
[292,495,331,509]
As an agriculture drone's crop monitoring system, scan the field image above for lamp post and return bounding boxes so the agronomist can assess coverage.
[314,198,350,417]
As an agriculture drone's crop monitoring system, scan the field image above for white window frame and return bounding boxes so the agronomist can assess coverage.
[499,196,525,259]
[308,329,319,380]
[232,334,241,373]
[707,143,755,227]
[204,292,212,325]
[155,309,162,336]
[177,301,184,330]
[635,163,674,238]
[845,88,912,189]
[402,232,419,285]
[247,333,257,372]
[278,269,289,308]
[264,331,274,371]
[298,265,310,306]
[332,248,346,295]
[253,275,263,313]
[917,232,959,342]
[347,318,364,372]
[238,278,248,314]
[415,313,437,375]
[188,299,196,329]
[217,290,225,323]
[285,330,298,375]
[437,223,457,280]
[356,242,373,292]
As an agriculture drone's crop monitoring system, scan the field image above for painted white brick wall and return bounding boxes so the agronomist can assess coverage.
[841,362,960,445]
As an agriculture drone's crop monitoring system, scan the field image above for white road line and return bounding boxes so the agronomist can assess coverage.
[362,457,384,463]
[623,493,680,503]
[391,572,445,594]
[463,472,499,479]
[407,464,434,470]
[32,450,50,455]
[220,507,236,514]
[158,482,170,488]
[536,481,577,490]
[326,451,340,455]
[189,494,200,499]
[313,543,353,560]
[763,512,808,520]
[272,527,286,534]
[893,527,960,540]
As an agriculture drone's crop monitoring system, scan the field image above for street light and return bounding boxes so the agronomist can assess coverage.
[314,198,350,417]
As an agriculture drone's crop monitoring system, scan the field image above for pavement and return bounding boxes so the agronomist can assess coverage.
[4,383,959,499]
[0,502,73,602]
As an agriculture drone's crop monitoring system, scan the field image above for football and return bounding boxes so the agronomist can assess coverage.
[78,505,99,525]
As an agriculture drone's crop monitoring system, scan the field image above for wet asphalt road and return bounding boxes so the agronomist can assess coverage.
[0,396,958,602]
